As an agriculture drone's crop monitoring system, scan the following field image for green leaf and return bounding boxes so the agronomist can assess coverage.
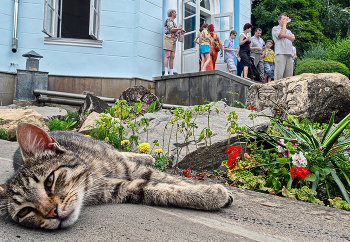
[250,161,280,169]
[284,124,317,148]
[276,157,288,165]
[323,113,350,156]
[305,173,316,182]
[330,169,350,204]
[308,124,321,148]
[320,168,331,177]
[321,112,335,144]
[311,171,319,192]
[288,175,293,189]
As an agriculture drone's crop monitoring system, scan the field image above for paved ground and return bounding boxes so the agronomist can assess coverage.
[0,139,350,242]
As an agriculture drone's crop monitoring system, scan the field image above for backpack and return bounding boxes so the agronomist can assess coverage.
[248,56,263,82]
[213,35,221,52]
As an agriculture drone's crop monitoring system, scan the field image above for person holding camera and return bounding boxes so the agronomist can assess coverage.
[272,14,295,80]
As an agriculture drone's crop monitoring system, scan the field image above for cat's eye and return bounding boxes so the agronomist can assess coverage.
[44,173,55,194]
[17,207,30,218]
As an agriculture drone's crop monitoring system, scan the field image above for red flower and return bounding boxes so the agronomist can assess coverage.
[338,148,342,151]
[248,105,255,111]
[225,145,241,170]
[182,168,191,177]
[141,113,144,116]
[225,146,242,155]
[331,150,336,153]
[290,167,311,180]
[334,143,337,146]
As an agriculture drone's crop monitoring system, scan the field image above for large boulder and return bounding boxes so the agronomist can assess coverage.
[0,109,48,141]
[120,85,160,113]
[246,73,350,123]
[126,101,269,170]
[77,94,109,127]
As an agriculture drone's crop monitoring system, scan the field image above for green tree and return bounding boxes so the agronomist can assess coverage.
[317,0,350,39]
[253,0,325,54]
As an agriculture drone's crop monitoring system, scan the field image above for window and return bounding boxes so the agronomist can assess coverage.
[43,0,102,47]
[183,0,211,50]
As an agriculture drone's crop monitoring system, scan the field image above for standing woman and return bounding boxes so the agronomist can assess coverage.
[206,24,223,71]
[194,23,211,71]
[239,23,253,78]
[163,9,185,75]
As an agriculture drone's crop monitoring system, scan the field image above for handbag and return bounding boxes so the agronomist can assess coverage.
[213,35,221,52]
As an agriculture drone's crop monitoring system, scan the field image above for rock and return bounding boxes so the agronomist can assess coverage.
[120,85,160,113]
[0,109,49,141]
[246,73,350,123]
[77,94,109,127]
[126,101,269,170]
[79,112,121,134]
[0,105,67,122]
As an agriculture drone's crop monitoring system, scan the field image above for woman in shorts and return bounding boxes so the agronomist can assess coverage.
[194,23,211,71]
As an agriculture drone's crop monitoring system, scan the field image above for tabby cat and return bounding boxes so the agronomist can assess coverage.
[0,123,233,229]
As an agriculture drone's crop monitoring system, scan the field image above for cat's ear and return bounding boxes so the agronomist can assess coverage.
[17,123,64,162]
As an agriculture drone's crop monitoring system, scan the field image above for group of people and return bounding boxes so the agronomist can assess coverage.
[163,9,297,82]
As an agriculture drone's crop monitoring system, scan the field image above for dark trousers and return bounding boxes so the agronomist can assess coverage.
[236,59,243,76]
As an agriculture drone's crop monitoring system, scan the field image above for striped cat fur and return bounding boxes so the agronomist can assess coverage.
[0,123,233,229]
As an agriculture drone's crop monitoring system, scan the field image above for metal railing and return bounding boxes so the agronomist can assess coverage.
[33,89,184,110]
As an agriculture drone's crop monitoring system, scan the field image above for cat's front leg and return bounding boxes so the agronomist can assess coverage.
[121,152,155,167]
[93,178,233,210]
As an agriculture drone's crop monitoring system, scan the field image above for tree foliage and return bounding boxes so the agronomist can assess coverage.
[317,0,350,39]
[253,0,325,54]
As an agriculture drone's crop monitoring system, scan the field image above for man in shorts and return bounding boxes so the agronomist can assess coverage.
[163,9,184,75]
[224,30,239,74]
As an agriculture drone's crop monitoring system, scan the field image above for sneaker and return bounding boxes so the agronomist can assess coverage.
[164,72,169,76]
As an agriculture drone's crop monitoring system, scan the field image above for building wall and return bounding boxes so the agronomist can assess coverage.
[0,72,16,106]
[0,0,163,80]
[0,0,250,80]
[48,75,156,98]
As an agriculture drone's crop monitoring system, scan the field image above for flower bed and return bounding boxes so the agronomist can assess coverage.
[48,98,350,211]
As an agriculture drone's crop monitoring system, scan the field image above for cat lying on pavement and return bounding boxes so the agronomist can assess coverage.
[0,123,233,229]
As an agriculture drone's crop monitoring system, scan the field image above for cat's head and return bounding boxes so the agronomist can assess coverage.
[0,123,88,229]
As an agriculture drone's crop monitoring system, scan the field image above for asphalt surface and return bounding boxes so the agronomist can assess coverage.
[1,139,350,242]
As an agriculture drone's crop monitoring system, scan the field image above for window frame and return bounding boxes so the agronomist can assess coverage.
[42,0,102,47]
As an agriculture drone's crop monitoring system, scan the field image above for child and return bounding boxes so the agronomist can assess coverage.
[261,40,275,83]
[194,23,211,71]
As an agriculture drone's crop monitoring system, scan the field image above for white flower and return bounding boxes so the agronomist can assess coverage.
[292,151,308,167]
[277,139,285,153]
[344,145,350,156]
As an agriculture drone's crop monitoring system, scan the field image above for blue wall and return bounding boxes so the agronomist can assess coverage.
[0,0,250,79]
[0,0,163,80]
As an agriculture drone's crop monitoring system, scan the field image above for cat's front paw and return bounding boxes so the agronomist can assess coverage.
[223,191,233,208]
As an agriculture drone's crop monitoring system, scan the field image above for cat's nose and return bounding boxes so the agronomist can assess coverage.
[46,207,58,219]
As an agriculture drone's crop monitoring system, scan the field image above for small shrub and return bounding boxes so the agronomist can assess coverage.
[301,45,331,61]
[48,118,64,131]
[0,128,8,140]
[295,58,350,77]
[329,37,350,72]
